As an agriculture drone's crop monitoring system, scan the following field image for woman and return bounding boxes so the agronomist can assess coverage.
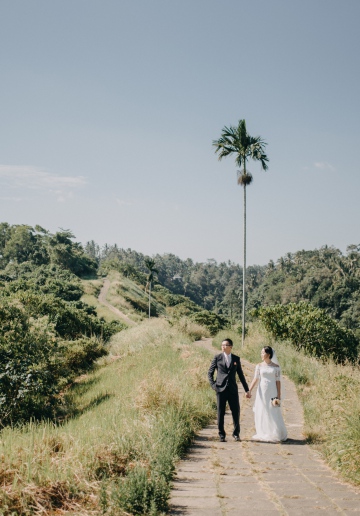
[248,346,287,442]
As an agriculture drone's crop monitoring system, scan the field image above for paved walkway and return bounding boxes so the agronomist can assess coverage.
[170,340,360,515]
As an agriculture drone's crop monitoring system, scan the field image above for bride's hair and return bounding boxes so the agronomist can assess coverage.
[263,346,273,359]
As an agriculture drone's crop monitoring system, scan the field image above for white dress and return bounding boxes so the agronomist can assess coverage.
[252,364,287,442]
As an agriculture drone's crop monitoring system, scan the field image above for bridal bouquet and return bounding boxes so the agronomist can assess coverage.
[271,397,281,407]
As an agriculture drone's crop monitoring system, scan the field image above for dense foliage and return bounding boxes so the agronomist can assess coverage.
[253,302,358,364]
[247,245,360,339]
[0,299,109,425]
[85,240,360,341]
[0,223,97,276]
[0,224,123,426]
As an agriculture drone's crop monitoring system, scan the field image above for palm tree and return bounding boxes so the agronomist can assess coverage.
[144,258,158,318]
[213,119,268,346]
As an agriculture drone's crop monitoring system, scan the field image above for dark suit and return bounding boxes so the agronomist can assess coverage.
[208,352,249,439]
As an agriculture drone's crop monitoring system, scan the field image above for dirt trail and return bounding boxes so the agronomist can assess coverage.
[98,279,136,326]
[170,338,360,515]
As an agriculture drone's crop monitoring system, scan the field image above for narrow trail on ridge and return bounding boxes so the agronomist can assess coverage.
[170,338,360,516]
[98,278,136,327]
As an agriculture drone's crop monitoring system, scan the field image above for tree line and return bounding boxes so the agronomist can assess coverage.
[85,240,360,339]
[84,239,265,324]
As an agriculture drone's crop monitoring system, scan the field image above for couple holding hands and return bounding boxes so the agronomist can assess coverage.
[208,339,287,443]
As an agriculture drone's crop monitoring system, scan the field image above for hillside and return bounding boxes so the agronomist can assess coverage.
[86,240,360,339]
[1,223,360,514]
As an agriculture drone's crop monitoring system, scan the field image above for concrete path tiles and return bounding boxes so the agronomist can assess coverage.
[170,341,360,515]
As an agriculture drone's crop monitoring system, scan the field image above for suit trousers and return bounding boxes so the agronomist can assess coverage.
[216,387,240,438]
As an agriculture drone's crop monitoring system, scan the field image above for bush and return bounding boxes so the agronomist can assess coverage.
[2,263,84,301]
[253,302,359,363]
[11,291,122,341]
[0,297,112,426]
[189,310,229,336]
[0,301,60,425]
[172,317,210,341]
[58,337,108,376]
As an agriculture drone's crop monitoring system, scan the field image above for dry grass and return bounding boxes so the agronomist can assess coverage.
[0,318,216,514]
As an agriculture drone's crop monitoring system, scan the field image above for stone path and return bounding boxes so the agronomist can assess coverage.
[170,339,360,515]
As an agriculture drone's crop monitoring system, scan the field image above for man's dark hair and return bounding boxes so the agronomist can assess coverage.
[223,338,233,347]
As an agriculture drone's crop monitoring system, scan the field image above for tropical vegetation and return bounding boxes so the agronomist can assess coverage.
[0,224,123,427]
[253,302,358,363]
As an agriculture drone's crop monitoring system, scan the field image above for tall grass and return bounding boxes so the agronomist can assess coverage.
[106,271,147,323]
[81,278,121,323]
[237,323,360,486]
[0,319,215,515]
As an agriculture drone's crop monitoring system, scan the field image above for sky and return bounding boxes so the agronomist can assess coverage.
[0,0,359,266]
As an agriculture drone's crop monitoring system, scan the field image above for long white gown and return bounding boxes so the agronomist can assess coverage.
[252,364,287,442]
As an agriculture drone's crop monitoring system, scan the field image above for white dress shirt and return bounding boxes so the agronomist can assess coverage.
[224,352,232,367]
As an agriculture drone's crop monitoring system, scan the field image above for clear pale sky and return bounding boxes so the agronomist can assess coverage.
[1,0,359,265]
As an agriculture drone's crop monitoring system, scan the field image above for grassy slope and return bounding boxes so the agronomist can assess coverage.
[81,277,120,323]
[81,272,151,324]
[213,325,360,487]
[0,319,215,515]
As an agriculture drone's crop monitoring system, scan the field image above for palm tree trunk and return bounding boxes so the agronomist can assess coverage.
[149,282,151,318]
[242,184,246,346]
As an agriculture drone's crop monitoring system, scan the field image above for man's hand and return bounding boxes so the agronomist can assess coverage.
[245,391,251,399]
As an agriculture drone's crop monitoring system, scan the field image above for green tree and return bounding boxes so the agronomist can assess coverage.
[2,225,36,263]
[213,119,269,345]
[144,258,159,318]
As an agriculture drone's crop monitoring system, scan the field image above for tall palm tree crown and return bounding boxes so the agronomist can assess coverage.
[213,119,268,181]
[213,119,269,345]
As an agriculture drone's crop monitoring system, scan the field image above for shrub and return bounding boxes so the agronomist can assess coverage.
[11,291,122,341]
[189,310,229,336]
[0,301,61,425]
[253,302,359,363]
[58,337,108,376]
[172,317,210,341]
[0,297,112,426]
[2,263,84,301]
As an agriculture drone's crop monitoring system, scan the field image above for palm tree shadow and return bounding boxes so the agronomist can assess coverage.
[63,376,114,419]
[69,376,101,396]
[66,392,114,419]
[281,437,307,446]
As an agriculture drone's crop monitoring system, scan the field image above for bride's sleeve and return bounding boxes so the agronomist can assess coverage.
[254,364,260,379]
[275,366,285,399]
[275,366,281,381]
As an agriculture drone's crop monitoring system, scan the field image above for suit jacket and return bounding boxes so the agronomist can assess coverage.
[208,353,249,394]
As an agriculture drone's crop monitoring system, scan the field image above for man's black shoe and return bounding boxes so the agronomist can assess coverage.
[233,436,240,442]
[219,437,226,442]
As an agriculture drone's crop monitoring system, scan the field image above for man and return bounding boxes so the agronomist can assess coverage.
[208,338,251,442]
